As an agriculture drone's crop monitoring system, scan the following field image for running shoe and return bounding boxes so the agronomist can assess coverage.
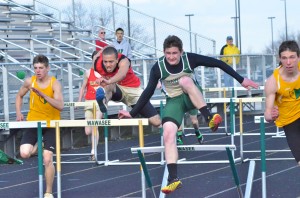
[44,193,54,198]
[89,154,96,161]
[208,114,223,132]
[161,178,182,194]
[96,88,107,113]
[177,137,183,145]
[197,134,204,144]
[176,131,184,145]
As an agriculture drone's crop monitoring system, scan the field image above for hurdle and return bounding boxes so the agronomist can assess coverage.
[49,118,149,198]
[62,101,129,164]
[0,121,47,198]
[240,116,293,162]
[61,101,100,164]
[131,144,253,198]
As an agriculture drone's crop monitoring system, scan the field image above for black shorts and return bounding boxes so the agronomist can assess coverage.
[283,117,300,163]
[20,128,56,153]
[131,101,158,118]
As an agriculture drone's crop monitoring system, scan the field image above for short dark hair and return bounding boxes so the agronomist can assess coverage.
[102,46,118,59]
[115,27,124,33]
[33,54,49,67]
[279,40,300,57]
[163,35,183,52]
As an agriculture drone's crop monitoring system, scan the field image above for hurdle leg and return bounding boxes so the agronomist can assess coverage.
[160,101,164,164]
[138,120,147,198]
[92,103,98,164]
[260,117,267,198]
[104,113,109,164]
[226,147,243,198]
[244,160,256,198]
[55,122,62,198]
[137,150,157,198]
[37,122,43,198]
[159,165,168,198]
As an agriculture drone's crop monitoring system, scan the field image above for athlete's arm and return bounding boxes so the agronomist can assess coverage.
[15,78,31,121]
[264,75,278,122]
[129,64,161,117]
[77,70,89,102]
[189,53,258,89]
[32,80,64,111]
[189,53,244,83]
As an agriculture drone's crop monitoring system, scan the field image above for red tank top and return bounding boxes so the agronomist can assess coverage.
[95,53,140,87]
[85,69,100,100]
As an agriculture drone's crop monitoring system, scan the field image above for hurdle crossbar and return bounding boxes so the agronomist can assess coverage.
[64,101,127,108]
[131,145,236,154]
[202,86,265,92]
[50,119,148,127]
[0,121,47,129]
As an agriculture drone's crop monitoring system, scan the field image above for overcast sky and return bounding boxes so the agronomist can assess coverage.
[113,0,299,54]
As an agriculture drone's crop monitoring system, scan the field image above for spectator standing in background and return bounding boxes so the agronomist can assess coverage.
[112,27,133,60]
[220,36,240,87]
[95,28,108,51]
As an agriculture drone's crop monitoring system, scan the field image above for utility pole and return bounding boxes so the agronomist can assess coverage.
[127,0,131,42]
[185,14,194,52]
[268,17,275,53]
[281,0,288,40]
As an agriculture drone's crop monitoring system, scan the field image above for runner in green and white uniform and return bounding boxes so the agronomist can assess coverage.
[118,35,259,195]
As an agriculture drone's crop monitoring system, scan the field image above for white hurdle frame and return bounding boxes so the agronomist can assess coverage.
[131,144,252,198]
[49,118,149,198]
[63,101,130,164]
[0,121,47,198]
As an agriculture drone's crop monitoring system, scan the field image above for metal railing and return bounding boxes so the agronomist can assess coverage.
[0,54,278,122]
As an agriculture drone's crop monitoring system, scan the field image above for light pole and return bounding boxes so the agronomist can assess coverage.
[237,0,241,53]
[281,0,288,40]
[127,0,131,42]
[231,16,239,47]
[185,14,194,52]
[268,17,275,54]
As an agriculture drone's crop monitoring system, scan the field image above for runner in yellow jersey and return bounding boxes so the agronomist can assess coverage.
[265,40,300,165]
[16,55,64,198]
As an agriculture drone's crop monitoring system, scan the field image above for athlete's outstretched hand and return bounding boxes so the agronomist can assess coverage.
[241,78,259,90]
[118,110,132,119]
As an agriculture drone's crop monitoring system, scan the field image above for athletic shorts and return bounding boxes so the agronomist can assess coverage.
[20,128,56,153]
[162,93,196,128]
[115,84,143,107]
[84,100,100,119]
[162,84,202,127]
[188,108,198,116]
[283,117,300,163]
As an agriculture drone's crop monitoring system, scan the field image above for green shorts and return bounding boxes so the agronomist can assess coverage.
[188,108,198,116]
[162,85,202,127]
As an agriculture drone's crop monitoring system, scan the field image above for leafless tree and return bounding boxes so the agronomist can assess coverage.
[62,1,153,55]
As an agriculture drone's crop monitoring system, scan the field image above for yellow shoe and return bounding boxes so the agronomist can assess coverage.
[161,178,182,194]
[209,114,222,132]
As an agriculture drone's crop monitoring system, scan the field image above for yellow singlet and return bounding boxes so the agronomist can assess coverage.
[274,64,300,127]
[27,76,61,125]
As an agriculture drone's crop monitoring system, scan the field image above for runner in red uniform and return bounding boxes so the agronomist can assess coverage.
[93,46,161,127]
